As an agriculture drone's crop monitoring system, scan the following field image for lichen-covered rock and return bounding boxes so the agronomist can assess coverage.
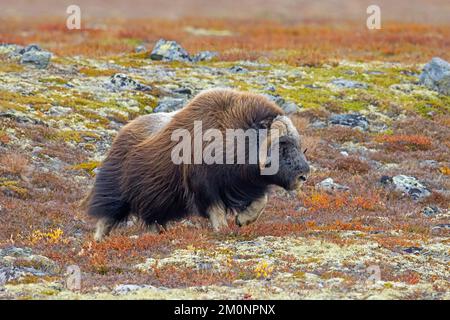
[329,113,369,131]
[107,73,152,92]
[150,39,191,62]
[0,247,59,283]
[317,178,349,192]
[0,43,24,56]
[382,175,431,200]
[331,79,368,89]
[19,44,42,54]
[20,49,52,69]
[153,97,187,113]
[419,57,450,95]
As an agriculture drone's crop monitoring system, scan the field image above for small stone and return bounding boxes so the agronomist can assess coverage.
[197,262,213,271]
[317,178,349,192]
[135,45,146,53]
[229,65,248,74]
[154,97,187,113]
[262,94,286,107]
[108,73,152,92]
[422,206,441,217]
[264,84,276,92]
[329,113,369,131]
[149,39,191,62]
[304,84,321,89]
[365,70,384,75]
[48,106,72,116]
[419,57,450,95]
[379,175,392,185]
[192,51,218,62]
[114,284,153,294]
[330,79,368,89]
[0,267,25,284]
[419,160,439,168]
[310,120,327,129]
[403,247,423,254]
[280,101,299,114]
[172,88,192,95]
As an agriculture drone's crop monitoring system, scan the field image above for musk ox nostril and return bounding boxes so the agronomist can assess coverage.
[298,175,307,182]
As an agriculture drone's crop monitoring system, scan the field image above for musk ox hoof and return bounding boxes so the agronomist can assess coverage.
[235,194,268,227]
[146,222,166,234]
[94,218,115,242]
[235,215,244,227]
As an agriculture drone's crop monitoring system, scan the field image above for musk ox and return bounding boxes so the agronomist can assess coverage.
[85,89,310,241]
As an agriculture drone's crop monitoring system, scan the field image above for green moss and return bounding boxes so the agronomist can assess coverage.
[69,161,101,175]
[0,63,24,73]
[79,67,118,77]
[0,90,51,110]
[0,100,29,112]
[55,130,82,143]
[135,94,158,113]
[40,289,58,296]
[39,77,68,85]
[339,99,367,112]
[54,130,100,144]
[114,56,149,68]
[278,86,336,109]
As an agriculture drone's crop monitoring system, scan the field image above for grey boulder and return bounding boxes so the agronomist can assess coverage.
[329,113,369,131]
[20,48,52,69]
[150,39,191,62]
[419,57,450,95]
[381,175,431,200]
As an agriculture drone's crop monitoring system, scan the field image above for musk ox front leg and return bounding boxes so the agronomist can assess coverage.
[208,203,229,231]
[235,194,268,227]
[94,217,115,242]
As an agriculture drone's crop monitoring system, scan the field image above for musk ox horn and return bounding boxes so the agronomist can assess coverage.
[259,115,300,171]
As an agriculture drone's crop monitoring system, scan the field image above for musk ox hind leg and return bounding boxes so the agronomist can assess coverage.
[235,194,268,227]
[86,162,131,241]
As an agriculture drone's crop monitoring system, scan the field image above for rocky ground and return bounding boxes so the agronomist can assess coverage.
[0,39,449,299]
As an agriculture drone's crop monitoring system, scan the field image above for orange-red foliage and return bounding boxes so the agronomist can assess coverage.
[0,18,449,63]
[375,134,432,151]
[303,192,380,212]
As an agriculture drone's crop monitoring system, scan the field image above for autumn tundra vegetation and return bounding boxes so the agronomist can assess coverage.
[0,2,449,299]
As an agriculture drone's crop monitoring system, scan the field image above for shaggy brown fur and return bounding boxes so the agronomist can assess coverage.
[86,89,309,240]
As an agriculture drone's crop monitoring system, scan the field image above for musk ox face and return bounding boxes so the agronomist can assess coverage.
[259,115,310,190]
[271,135,310,190]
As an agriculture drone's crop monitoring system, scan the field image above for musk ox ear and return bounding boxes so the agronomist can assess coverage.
[258,115,301,171]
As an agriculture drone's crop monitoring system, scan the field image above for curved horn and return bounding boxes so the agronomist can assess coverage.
[258,116,300,172]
